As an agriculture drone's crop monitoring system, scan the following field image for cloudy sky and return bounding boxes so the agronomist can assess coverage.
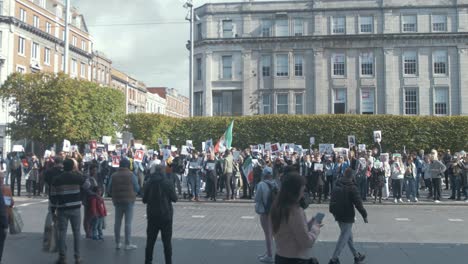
[73,0,277,96]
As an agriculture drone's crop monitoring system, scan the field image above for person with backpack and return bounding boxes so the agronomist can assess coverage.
[254,166,278,263]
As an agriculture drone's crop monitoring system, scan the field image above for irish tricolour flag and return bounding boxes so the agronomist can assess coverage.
[214,120,234,153]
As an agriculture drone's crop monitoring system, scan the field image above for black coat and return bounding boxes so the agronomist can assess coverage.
[143,172,178,222]
[329,177,367,223]
[0,190,8,229]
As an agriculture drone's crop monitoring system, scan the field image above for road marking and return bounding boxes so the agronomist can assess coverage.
[17,199,49,207]
[192,215,205,218]
[240,216,255,219]
[395,218,410,221]
[448,219,464,222]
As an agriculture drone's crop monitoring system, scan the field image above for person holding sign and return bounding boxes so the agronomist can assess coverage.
[188,152,202,202]
[311,154,325,204]
[204,153,217,202]
[391,156,405,203]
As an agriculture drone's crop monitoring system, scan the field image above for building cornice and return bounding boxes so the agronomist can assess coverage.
[0,16,92,59]
[195,33,468,48]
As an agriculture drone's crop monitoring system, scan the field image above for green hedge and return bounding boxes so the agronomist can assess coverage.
[125,114,468,153]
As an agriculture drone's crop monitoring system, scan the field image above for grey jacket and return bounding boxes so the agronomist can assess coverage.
[224,155,233,174]
[428,160,446,179]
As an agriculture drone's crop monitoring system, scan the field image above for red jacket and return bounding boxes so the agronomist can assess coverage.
[89,195,107,218]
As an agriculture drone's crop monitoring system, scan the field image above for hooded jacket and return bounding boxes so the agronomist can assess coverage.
[143,168,178,222]
[329,177,367,223]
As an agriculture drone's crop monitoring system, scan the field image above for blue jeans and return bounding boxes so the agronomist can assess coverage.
[356,176,367,201]
[57,208,81,258]
[114,202,134,245]
[416,169,422,197]
[332,222,358,259]
[452,176,461,199]
[92,217,104,239]
[189,174,200,198]
[405,178,416,201]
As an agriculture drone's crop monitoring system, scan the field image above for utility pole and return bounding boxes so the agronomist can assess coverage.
[185,0,194,117]
[64,0,71,73]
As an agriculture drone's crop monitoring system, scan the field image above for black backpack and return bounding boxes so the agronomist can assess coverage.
[172,157,185,174]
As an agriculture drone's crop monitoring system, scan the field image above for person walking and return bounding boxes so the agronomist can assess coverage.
[271,172,322,264]
[429,150,447,203]
[50,159,89,264]
[143,164,178,264]
[108,158,140,250]
[254,167,277,263]
[328,168,367,264]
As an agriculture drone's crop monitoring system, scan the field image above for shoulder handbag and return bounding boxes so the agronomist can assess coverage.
[9,207,24,235]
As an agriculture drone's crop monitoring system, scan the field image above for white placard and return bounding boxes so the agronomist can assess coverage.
[44,150,52,158]
[380,153,389,163]
[102,136,112,144]
[373,130,382,143]
[288,143,295,153]
[348,135,356,148]
[12,145,24,152]
[134,143,143,150]
[202,142,206,152]
[163,149,171,161]
[358,144,366,152]
[310,137,315,145]
[271,143,281,153]
[62,140,71,152]
[206,162,215,171]
[265,142,272,152]
[112,155,121,168]
[319,144,334,154]
[314,163,324,171]
[233,151,241,161]
[189,161,200,169]
[107,144,116,152]
[181,145,189,155]
[186,140,193,148]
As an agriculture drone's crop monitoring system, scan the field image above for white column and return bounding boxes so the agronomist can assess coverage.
[242,51,255,115]
[383,48,397,114]
[203,52,213,116]
[313,49,326,114]
[458,47,468,115]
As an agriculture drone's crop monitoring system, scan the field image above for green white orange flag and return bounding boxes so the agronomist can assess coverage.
[214,120,234,153]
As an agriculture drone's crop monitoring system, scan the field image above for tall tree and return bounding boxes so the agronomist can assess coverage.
[0,72,125,147]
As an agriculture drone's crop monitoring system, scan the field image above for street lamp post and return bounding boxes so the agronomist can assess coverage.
[185,0,194,117]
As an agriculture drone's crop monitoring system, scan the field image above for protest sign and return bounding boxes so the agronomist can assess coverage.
[62,140,71,152]
[233,151,241,161]
[314,163,324,171]
[271,143,281,153]
[102,136,112,145]
[44,150,52,158]
[12,145,24,152]
[134,150,144,162]
[265,142,272,152]
[373,130,382,143]
[90,140,97,150]
[163,149,171,161]
[319,144,334,154]
[181,145,189,155]
[112,155,121,168]
[205,139,213,152]
[202,142,206,152]
[288,143,295,153]
[380,153,389,163]
[186,140,193,148]
[358,144,366,152]
[189,161,200,169]
[348,135,356,148]
[310,137,315,145]
[107,144,116,152]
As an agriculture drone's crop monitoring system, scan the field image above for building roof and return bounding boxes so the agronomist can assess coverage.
[147,87,167,99]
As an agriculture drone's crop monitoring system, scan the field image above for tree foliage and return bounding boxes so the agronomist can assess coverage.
[125,114,468,153]
[0,72,125,146]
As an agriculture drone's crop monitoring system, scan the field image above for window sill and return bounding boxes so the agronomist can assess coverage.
[403,75,418,78]
[331,76,346,79]
[360,75,374,79]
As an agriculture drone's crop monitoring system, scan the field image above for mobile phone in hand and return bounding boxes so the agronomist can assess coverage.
[314,213,325,224]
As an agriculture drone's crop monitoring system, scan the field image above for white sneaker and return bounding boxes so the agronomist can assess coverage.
[115,243,122,250]
[415,198,419,202]
[399,199,404,203]
[125,244,138,250]
[407,199,411,203]
[259,255,274,263]
[435,200,441,203]
[394,199,397,203]
[257,253,267,259]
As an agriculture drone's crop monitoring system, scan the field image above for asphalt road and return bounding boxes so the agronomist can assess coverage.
[3,197,468,264]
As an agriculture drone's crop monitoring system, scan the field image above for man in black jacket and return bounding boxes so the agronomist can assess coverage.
[328,168,368,264]
[143,164,178,264]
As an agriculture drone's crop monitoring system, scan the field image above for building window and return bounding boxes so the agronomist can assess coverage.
[360,16,373,33]
[276,54,289,77]
[46,22,51,34]
[294,19,304,36]
[222,55,232,79]
[44,47,50,65]
[18,37,25,55]
[262,55,271,77]
[432,15,447,32]
[403,51,417,75]
[332,16,345,34]
[194,92,203,116]
[294,54,303,77]
[334,89,346,114]
[197,23,202,40]
[213,90,242,116]
[262,94,272,114]
[402,15,417,32]
[276,18,289,37]
[32,42,39,60]
[196,58,202,80]
[262,20,272,37]
[71,59,77,75]
[404,88,418,115]
[361,89,375,114]
[72,36,77,46]
[33,15,40,28]
[222,20,233,38]
[360,52,374,76]
[81,40,86,51]
[276,93,288,114]
[80,62,86,77]
[332,53,345,76]
[295,93,303,114]
[434,87,448,115]
[20,9,27,22]
[16,66,26,73]
[433,50,448,75]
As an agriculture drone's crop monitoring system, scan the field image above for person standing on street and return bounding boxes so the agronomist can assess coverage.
[429,150,447,203]
[9,153,21,197]
[328,168,367,264]
[50,159,89,264]
[108,158,140,250]
[254,167,277,263]
[223,150,234,200]
[143,164,178,264]
[204,153,217,201]
[391,156,405,203]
